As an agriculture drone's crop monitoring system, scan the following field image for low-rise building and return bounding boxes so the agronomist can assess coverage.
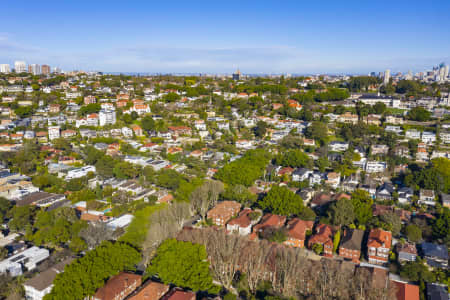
[339,229,364,263]
[420,242,448,269]
[92,272,142,300]
[419,189,435,206]
[397,242,417,263]
[207,201,241,226]
[367,228,391,265]
[283,218,314,248]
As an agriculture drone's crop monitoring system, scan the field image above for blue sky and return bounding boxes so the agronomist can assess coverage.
[1,0,449,74]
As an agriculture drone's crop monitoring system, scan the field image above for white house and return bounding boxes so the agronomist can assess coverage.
[365,161,387,173]
[421,131,436,144]
[0,247,49,277]
[66,166,96,180]
[405,129,421,140]
[329,141,349,152]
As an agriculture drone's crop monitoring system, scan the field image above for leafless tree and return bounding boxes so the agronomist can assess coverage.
[79,222,115,249]
[190,180,224,221]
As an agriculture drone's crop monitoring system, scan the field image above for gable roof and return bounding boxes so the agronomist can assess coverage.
[340,229,364,251]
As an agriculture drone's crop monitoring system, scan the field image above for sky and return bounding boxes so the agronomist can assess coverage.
[1,0,449,74]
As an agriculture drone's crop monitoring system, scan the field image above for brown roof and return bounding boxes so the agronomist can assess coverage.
[392,281,419,300]
[253,214,286,232]
[397,242,417,255]
[94,272,142,300]
[308,223,335,245]
[227,208,253,228]
[161,289,195,300]
[367,228,392,249]
[285,218,314,240]
[128,281,170,300]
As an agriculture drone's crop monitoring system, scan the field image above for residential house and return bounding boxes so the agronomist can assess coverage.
[421,131,436,144]
[376,182,395,201]
[128,281,170,300]
[391,281,419,300]
[405,129,421,140]
[0,247,50,276]
[292,168,312,182]
[397,242,417,263]
[235,140,253,149]
[283,218,314,248]
[329,141,349,152]
[420,243,448,268]
[207,201,241,226]
[252,214,286,236]
[308,224,336,257]
[325,172,340,189]
[24,258,73,300]
[398,187,414,204]
[416,147,429,161]
[226,208,260,236]
[365,161,387,173]
[337,112,358,124]
[160,289,196,300]
[367,228,392,265]
[371,144,389,155]
[419,189,435,206]
[131,125,143,137]
[426,283,448,300]
[91,272,142,300]
[441,193,450,208]
[339,229,364,263]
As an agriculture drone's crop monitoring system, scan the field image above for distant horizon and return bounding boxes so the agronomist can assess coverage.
[1,1,449,74]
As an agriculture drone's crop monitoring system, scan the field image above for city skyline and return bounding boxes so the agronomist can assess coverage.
[1,0,450,73]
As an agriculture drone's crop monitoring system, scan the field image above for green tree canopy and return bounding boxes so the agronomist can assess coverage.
[45,241,140,300]
[146,239,218,293]
[259,185,303,216]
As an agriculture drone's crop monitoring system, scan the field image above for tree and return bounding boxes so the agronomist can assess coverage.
[333,230,341,253]
[275,149,310,168]
[408,107,431,122]
[380,212,402,236]
[298,206,316,221]
[146,239,218,293]
[328,198,355,226]
[0,197,12,223]
[215,149,271,186]
[141,116,156,131]
[221,184,257,207]
[254,121,268,138]
[373,102,387,114]
[259,185,303,216]
[312,243,323,255]
[190,180,224,221]
[8,206,34,232]
[46,241,140,300]
[405,224,422,243]
[351,190,373,225]
[14,106,33,118]
[305,121,328,144]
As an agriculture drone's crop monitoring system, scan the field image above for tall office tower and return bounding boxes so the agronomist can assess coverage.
[439,63,446,82]
[41,64,50,75]
[383,69,390,85]
[232,68,241,80]
[14,61,27,73]
[53,67,62,74]
[445,65,449,80]
[30,64,41,75]
[0,64,10,73]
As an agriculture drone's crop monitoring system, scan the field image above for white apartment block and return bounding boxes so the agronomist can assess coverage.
[405,129,421,140]
[421,131,436,144]
[99,109,116,126]
[0,64,10,73]
[48,126,60,140]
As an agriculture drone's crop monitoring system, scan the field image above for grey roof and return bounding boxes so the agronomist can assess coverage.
[426,283,448,300]
[340,229,364,251]
[421,243,449,260]
[24,258,74,291]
